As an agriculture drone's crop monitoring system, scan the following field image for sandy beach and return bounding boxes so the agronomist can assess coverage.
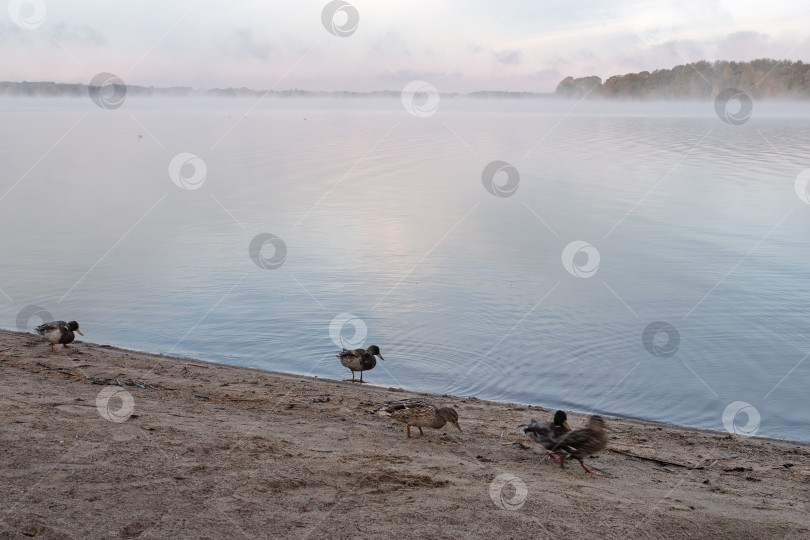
[1,329,808,539]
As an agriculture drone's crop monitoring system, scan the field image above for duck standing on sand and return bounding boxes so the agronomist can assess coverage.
[547,415,612,475]
[371,398,462,438]
[35,321,83,352]
[524,410,571,459]
[337,345,384,383]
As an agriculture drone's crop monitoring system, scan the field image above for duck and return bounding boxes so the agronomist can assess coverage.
[524,410,571,458]
[337,345,383,383]
[372,398,462,438]
[546,415,612,475]
[35,321,83,352]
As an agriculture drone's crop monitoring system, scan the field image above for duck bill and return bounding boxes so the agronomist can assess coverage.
[377,355,384,361]
[602,425,613,431]
[75,330,84,336]
[453,422,462,433]
[563,421,571,431]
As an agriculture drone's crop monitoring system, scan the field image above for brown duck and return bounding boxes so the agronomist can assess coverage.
[547,415,612,474]
[372,398,462,438]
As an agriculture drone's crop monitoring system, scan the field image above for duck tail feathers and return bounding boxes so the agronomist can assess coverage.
[367,399,401,415]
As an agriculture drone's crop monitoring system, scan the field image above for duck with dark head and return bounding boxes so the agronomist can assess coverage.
[336,345,384,383]
[35,321,84,352]
[524,410,572,460]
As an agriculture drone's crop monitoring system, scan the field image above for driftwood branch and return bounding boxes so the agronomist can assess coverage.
[609,448,705,470]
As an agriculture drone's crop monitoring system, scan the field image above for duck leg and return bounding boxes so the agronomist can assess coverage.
[358,370,364,383]
[578,459,600,475]
[547,452,563,466]
[418,427,428,437]
[50,344,56,352]
[407,425,418,439]
[63,344,71,348]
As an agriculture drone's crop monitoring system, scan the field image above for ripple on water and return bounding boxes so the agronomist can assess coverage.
[2,99,808,442]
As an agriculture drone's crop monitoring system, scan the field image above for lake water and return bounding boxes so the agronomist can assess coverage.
[1,96,808,443]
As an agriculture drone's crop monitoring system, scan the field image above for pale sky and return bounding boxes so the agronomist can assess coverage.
[2,0,810,92]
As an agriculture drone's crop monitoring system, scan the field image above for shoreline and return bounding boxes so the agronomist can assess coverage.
[3,327,801,446]
[1,329,808,538]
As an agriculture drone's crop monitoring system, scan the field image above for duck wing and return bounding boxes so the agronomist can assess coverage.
[549,428,606,458]
[385,398,438,412]
[524,419,553,440]
[35,321,67,335]
[380,399,441,426]
[368,398,438,415]
[526,419,570,451]
[337,348,365,360]
[338,348,367,369]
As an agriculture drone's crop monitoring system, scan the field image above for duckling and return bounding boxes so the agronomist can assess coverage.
[337,345,383,383]
[372,398,462,438]
[524,410,571,460]
[35,321,83,352]
[548,415,612,475]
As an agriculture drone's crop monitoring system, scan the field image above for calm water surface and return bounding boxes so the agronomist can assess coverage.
[1,97,808,442]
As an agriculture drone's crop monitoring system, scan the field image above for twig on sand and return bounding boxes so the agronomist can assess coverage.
[609,448,705,470]
[589,466,615,476]
[86,376,149,389]
[86,375,122,386]
[501,441,531,449]
[36,363,76,377]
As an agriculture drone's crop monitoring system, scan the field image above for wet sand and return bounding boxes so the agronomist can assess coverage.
[1,329,808,539]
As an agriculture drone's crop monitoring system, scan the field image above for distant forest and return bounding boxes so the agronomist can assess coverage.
[0,82,405,99]
[2,59,808,100]
[555,59,810,99]
[0,83,543,100]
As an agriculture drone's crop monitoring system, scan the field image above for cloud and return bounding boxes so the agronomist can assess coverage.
[365,31,412,60]
[493,49,522,65]
[50,23,105,47]
[615,31,810,79]
[220,27,272,61]
[526,67,563,83]
[715,31,780,59]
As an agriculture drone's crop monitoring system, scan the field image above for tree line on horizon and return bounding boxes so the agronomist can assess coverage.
[555,59,810,99]
[0,82,401,98]
[3,59,808,100]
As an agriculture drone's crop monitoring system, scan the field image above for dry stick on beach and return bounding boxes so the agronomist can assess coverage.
[609,448,707,469]
[35,362,76,378]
